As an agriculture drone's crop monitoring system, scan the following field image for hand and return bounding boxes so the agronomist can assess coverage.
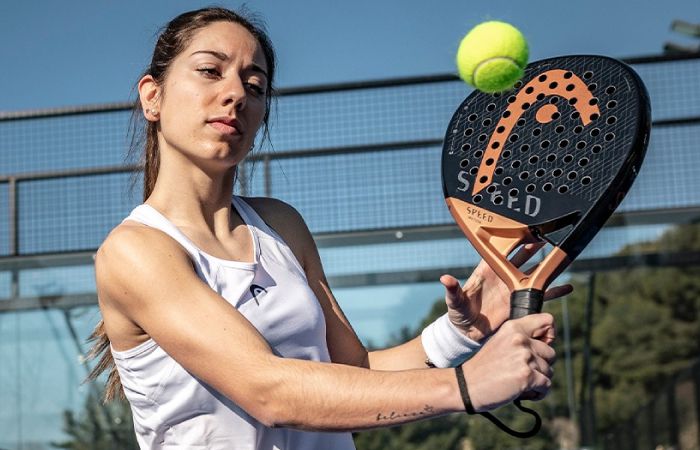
[460,313,556,412]
[442,243,573,343]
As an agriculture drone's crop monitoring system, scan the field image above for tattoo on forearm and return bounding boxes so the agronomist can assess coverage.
[376,405,435,422]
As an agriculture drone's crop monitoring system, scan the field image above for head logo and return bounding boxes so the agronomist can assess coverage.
[471,69,600,195]
[249,284,268,305]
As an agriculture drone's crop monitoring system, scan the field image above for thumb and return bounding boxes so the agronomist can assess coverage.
[512,313,555,337]
[440,274,463,309]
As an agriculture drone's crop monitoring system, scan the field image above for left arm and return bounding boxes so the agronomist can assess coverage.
[249,198,571,371]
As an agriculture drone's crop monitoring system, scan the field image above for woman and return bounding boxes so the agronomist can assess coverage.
[89,7,570,450]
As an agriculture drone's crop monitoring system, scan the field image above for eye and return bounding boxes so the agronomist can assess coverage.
[245,82,265,96]
[196,67,221,78]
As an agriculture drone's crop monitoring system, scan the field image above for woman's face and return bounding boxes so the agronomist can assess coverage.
[142,21,269,171]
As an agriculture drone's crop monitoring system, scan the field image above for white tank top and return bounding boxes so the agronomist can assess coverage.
[111,197,356,450]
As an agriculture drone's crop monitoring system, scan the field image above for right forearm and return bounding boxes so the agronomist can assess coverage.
[245,356,463,432]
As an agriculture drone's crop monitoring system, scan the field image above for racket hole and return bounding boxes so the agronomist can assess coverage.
[517,118,526,127]
[482,118,492,127]
[591,144,603,154]
[486,185,497,194]
[576,141,587,150]
[604,132,615,142]
[509,188,519,197]
[474,150,484,158]
[558,185,569,194]
[570,111,580,120]
[606,86,616,95]
[588,83,597,91]
[590,128,601,137]
[565,84,575,92]
[567,171,578,180]
[549,81,559,89]
[460,159,470,168]
[538,74,548,82]
[569,98,578,106]
[607,116,617,125]
[522,102,531,110]
[503,177,513,186]
[468,113,478,121]
[590,113,600,121]
[478,134,488,142]
[563,154,574,163]
[494,166,504,175]
[563,71,573,79]
[520,144,530,153]
[491,141,501,150]
[514,80,523,89]
[535,168,546,177]
[485,158,495,166]
[519,171,530,180]
[549,96,560,104]
[461,143,472,152]
[532,128,542,136]
[607,100,618,108]
[497,125,506,133]
[502,110,512,118]
[479,176,488,183]
[493,92,502,98]
[579,157,589,167]
[559,139,570,148]
[552,168,563,177]
[551,111,561,120]
[540,140,551,149]
[555,125,565,133]
[473,194,483,203]
[503,150,512,158]
[529,155,539,164]
[573,125,584,134]
[508,96,517,104]
[537,93,546,101]
[589,97,599,106]
[509,133,520,142]
[464,128,474,137]
[543,182,553,192]
[546,153,557,163]
[581,176,592,185]
[487,103,497,111]
[583,71,594,79]
[493,195,504,205]
[525,86,534,94]
[526,184,536,193]
[470,166,479,175]
[511,160,522,169]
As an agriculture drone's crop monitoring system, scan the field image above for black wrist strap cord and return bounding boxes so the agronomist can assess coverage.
[454,366,542,439]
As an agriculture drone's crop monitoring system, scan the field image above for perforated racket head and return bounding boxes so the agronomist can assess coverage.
[442,55,650,300]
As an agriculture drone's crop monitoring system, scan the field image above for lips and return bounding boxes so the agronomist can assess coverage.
[208,117,242,136]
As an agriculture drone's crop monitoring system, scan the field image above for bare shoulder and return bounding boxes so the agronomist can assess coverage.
[95,221,193,303]
[241,196,314,265]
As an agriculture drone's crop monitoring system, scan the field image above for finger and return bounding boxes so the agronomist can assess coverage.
[530,340,556,366]
[509,241,546,268]
[544,284,574,301]
[440,274,463,309]
[510,312,554,337]
[527,370,553,395]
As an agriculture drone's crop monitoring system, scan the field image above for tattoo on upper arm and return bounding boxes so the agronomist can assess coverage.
[375,405,435,422]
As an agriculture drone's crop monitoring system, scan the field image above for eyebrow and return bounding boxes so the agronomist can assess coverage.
[190,50,268,79]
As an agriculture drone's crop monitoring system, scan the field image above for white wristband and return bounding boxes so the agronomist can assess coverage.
[421,313,482,368]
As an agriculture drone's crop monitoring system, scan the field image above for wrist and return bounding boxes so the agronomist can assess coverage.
[421,313,482,368]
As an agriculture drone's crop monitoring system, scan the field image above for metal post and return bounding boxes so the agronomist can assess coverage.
[580,272,597,448]
[562,296,577,425]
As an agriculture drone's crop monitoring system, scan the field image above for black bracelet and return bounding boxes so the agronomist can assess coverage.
[454,365,476,414]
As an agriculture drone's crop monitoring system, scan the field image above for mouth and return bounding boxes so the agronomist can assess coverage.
[207,117,243,136]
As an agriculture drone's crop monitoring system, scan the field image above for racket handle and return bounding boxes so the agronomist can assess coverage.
[510,289,545,319]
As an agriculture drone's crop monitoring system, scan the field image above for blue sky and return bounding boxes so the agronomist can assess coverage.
[1,0,698,112]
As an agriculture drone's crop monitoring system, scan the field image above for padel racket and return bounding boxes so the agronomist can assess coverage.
[442,55,651,436]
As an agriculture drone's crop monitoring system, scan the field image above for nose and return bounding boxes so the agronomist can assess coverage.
[221,77,246,112]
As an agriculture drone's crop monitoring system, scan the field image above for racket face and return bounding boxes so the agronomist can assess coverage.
[442,55,650,289]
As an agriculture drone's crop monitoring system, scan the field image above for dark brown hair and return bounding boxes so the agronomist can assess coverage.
[87,7,277,401]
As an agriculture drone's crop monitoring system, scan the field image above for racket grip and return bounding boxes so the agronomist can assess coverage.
[510,289,545,319]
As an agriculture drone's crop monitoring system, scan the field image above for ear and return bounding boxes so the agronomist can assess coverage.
[138,74,162,122]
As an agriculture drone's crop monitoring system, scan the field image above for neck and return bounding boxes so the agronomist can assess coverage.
[146,152,238,235]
